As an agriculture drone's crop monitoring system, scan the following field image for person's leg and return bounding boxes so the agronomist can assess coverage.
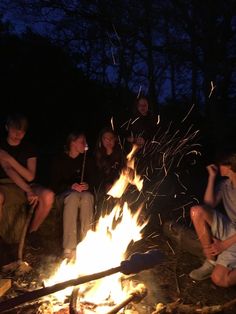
[211,264,236,287]
[63,191,81,251]
[189,205,216,280]
[79,191,94,240]
[190,205,214,260]
[29,185,54,232]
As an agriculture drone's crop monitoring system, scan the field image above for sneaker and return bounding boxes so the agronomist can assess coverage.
[189,260,215,281]
[63,249,76,262]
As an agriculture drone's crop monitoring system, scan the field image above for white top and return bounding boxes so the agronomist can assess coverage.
[217,179,236,223]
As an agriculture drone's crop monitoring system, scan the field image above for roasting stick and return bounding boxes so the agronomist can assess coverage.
[80,144,88,183]
[0,249,164,312]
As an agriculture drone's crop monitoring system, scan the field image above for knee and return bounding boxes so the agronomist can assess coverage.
[211,271,231,288]
[64,191,80,204]
[190,205,205,222]
[41,189,55,207]
[81,192,94,204]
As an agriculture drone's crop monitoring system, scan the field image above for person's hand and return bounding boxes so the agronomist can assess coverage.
[26,191,39,208]
[204,238,226,257]
[206,164,218,178]
[71,182,89,192]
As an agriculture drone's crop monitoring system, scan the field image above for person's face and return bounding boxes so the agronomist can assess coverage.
[219,164,231,177]
[7,127,26,145]
[102,132,116,152]
[137,98,149,116]
[72,135,87,154]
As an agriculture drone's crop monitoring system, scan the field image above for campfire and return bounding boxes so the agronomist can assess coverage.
[44,202,148,313]
[0,143,166,314]
[4,119,232,314]
[43,144,149,313]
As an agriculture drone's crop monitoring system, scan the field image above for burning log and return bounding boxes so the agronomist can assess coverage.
[0,249,164,312]
[106,283,147,314]
[69,284,147,314]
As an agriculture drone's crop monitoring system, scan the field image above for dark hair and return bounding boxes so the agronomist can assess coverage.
[6,113,28,131]
[216,150,236,172]
[96,127,117,148]
[132,95,150,116]
[64,131,86,152]
[95,127,123,169]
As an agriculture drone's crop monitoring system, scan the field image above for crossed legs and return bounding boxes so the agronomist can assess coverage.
[191,205,236,287]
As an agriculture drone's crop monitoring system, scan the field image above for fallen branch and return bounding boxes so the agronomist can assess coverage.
[152,297,236,313]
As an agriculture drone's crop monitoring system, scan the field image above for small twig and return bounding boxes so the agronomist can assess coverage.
[69,287,80,314]
[173,265,180,295]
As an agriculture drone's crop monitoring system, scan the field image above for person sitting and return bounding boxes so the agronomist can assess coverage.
[95,128,125,194]
[189,150,236,287]
[50,131,95,261]
[95,127,125,218]
[0,113,54,246]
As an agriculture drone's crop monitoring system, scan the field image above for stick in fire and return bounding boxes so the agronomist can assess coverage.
[0,249,164,312]
[105,283,147,314]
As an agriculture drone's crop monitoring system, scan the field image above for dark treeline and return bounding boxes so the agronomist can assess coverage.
[0,1,236,116]
[0,0,236,159]
[0,34,133,149]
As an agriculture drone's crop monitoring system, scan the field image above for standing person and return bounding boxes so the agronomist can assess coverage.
[189,151,236,287]
[50,131,95,260]
[0,113,54,244]
[126,96,157,148]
